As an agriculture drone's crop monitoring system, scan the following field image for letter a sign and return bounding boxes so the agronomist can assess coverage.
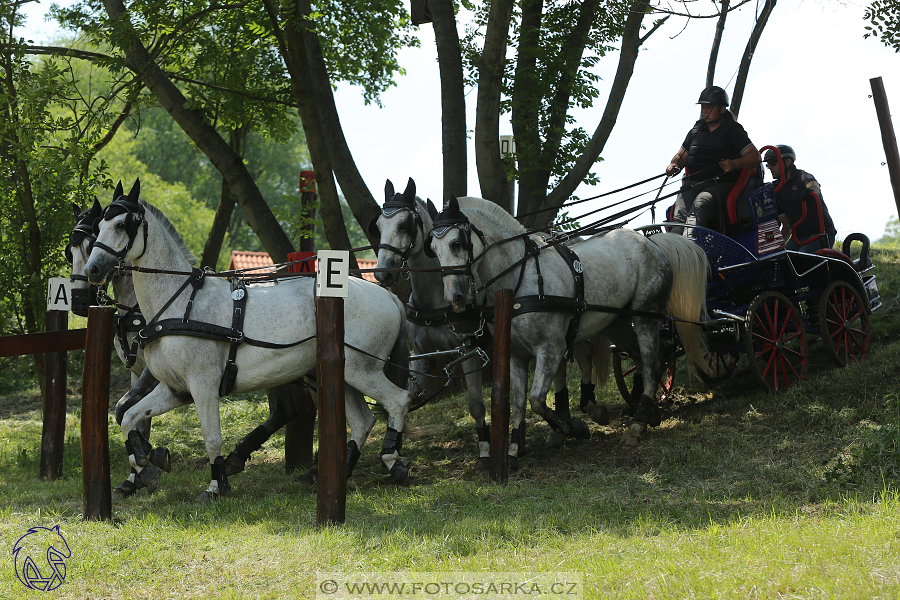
[315,250,349,298]
[47,278,73,311]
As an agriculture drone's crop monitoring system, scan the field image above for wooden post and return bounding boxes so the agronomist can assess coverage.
[284,173,319,472]
[870,77,900,220]
[40,310,68,481]
[490,289,513,483]
[82,306,114,521]
[316,295,346,525]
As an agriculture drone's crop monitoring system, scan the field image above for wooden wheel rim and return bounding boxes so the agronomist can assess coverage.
[819,281,870,366]
[612,352,676,405]
[744,291,808,393]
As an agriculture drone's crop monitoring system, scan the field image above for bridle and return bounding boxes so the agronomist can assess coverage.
[93,195,148,263]
[368,195,424,266]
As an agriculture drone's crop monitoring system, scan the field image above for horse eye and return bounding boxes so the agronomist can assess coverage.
[115,221,126,231]
[450,240,461,251]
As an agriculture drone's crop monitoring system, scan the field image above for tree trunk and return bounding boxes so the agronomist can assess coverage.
[515,0,598,223]
[474,0,516,211]
[428,0,468,202]
[267,0,358,268]
[731,0,776,119]
[295,0,381,246]
[706,0,730,87]
[201,128,245,270]
[511,0,545,219]
[528,0,652,229]
[100,0,295,263]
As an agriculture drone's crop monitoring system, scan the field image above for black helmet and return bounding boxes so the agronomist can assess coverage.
[764,145,796,164]
[697,85,729,106]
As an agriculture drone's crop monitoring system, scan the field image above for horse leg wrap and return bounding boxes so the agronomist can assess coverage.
[127,429,152,468]
[541,406,572,437]
[225,425,269,476]
[211,456,231,497]
[579,382,596,412]
[555,388,571,420]
[295,452,318,485]
[630,376,645,406]
[345,440,361,479]
[475,424,491,471]
[633,394,661,427]
[380,427,404,456]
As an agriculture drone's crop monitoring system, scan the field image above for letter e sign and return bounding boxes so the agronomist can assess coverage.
[315,250,349,298]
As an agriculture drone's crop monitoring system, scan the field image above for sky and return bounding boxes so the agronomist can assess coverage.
[17,0,900,241]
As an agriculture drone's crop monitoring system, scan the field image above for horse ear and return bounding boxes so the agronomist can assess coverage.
[448,194,460,214]
[402,177,415,202]
[72,203,82,220]
[423,234,436,258]
[128,178,141,201]
[114,180,123,200]
[367,215,381,241]
[384,179,394,201]
[426,198,438,221]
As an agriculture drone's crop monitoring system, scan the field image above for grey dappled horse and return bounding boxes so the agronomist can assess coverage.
[427,196,710,466]
[370,178,609,468]
[67,195,313,500]
[84,180,414,501]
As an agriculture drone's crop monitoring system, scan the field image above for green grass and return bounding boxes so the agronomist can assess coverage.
[2,245,900,598]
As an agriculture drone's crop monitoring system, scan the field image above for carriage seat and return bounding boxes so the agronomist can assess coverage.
[724,166,763,230]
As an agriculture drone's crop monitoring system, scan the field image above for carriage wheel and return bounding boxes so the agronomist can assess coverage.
[697,350,740,384]
[612,351,676,406]
[818,281,870,366]
[744,291,807,393]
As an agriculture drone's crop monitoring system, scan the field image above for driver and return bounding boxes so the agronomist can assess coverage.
[666,85,761,237]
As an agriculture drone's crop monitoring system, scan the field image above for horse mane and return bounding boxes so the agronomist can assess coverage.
[456,197,526,236]
[139,200,199,266]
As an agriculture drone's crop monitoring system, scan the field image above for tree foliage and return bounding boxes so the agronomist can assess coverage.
[865,0,900,52]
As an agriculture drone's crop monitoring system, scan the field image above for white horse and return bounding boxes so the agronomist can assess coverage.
[371,178,609,468]
[84,180,414,501]
[67,190,318,500]
[427,196,709,465]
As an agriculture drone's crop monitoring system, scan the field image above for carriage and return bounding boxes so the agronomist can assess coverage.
[613,146,882,398]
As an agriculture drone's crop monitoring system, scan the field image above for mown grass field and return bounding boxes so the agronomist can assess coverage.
[2,245,900,599]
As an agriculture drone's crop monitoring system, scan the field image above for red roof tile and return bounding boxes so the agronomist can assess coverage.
[227,250,377,283]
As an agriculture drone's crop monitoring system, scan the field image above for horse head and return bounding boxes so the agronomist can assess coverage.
[67,198,104,316]
[85,178,146,285]
[426,194,480,312]
[371,177,425,286]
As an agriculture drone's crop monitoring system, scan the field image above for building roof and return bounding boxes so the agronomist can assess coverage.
[226,250,378,283]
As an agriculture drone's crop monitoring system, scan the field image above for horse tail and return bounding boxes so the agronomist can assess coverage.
[649,233,710,375]
[384,291,410,390]
[591,334,610,388]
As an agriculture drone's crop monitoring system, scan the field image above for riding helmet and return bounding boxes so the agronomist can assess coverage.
[764,144,796,164]
[697,85,730,106]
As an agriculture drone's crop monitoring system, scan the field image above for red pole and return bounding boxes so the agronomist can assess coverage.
[40,310,68,481]
[490,289,513,483]
[316,295,346,525]
[82,306,114,521]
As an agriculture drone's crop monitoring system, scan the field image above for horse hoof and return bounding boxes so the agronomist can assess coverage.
[568,418,591,440]
[195,490,219,503]
[111,479,138,501]
[620,423,646,447]
[295,470,317,485]
[224,453,247,477]
[475,457,490,471]
[587,403,610,426]
[138,465,162,494]
[149,447,171,473]
[389,462,411,485]
[545,430,566,448]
